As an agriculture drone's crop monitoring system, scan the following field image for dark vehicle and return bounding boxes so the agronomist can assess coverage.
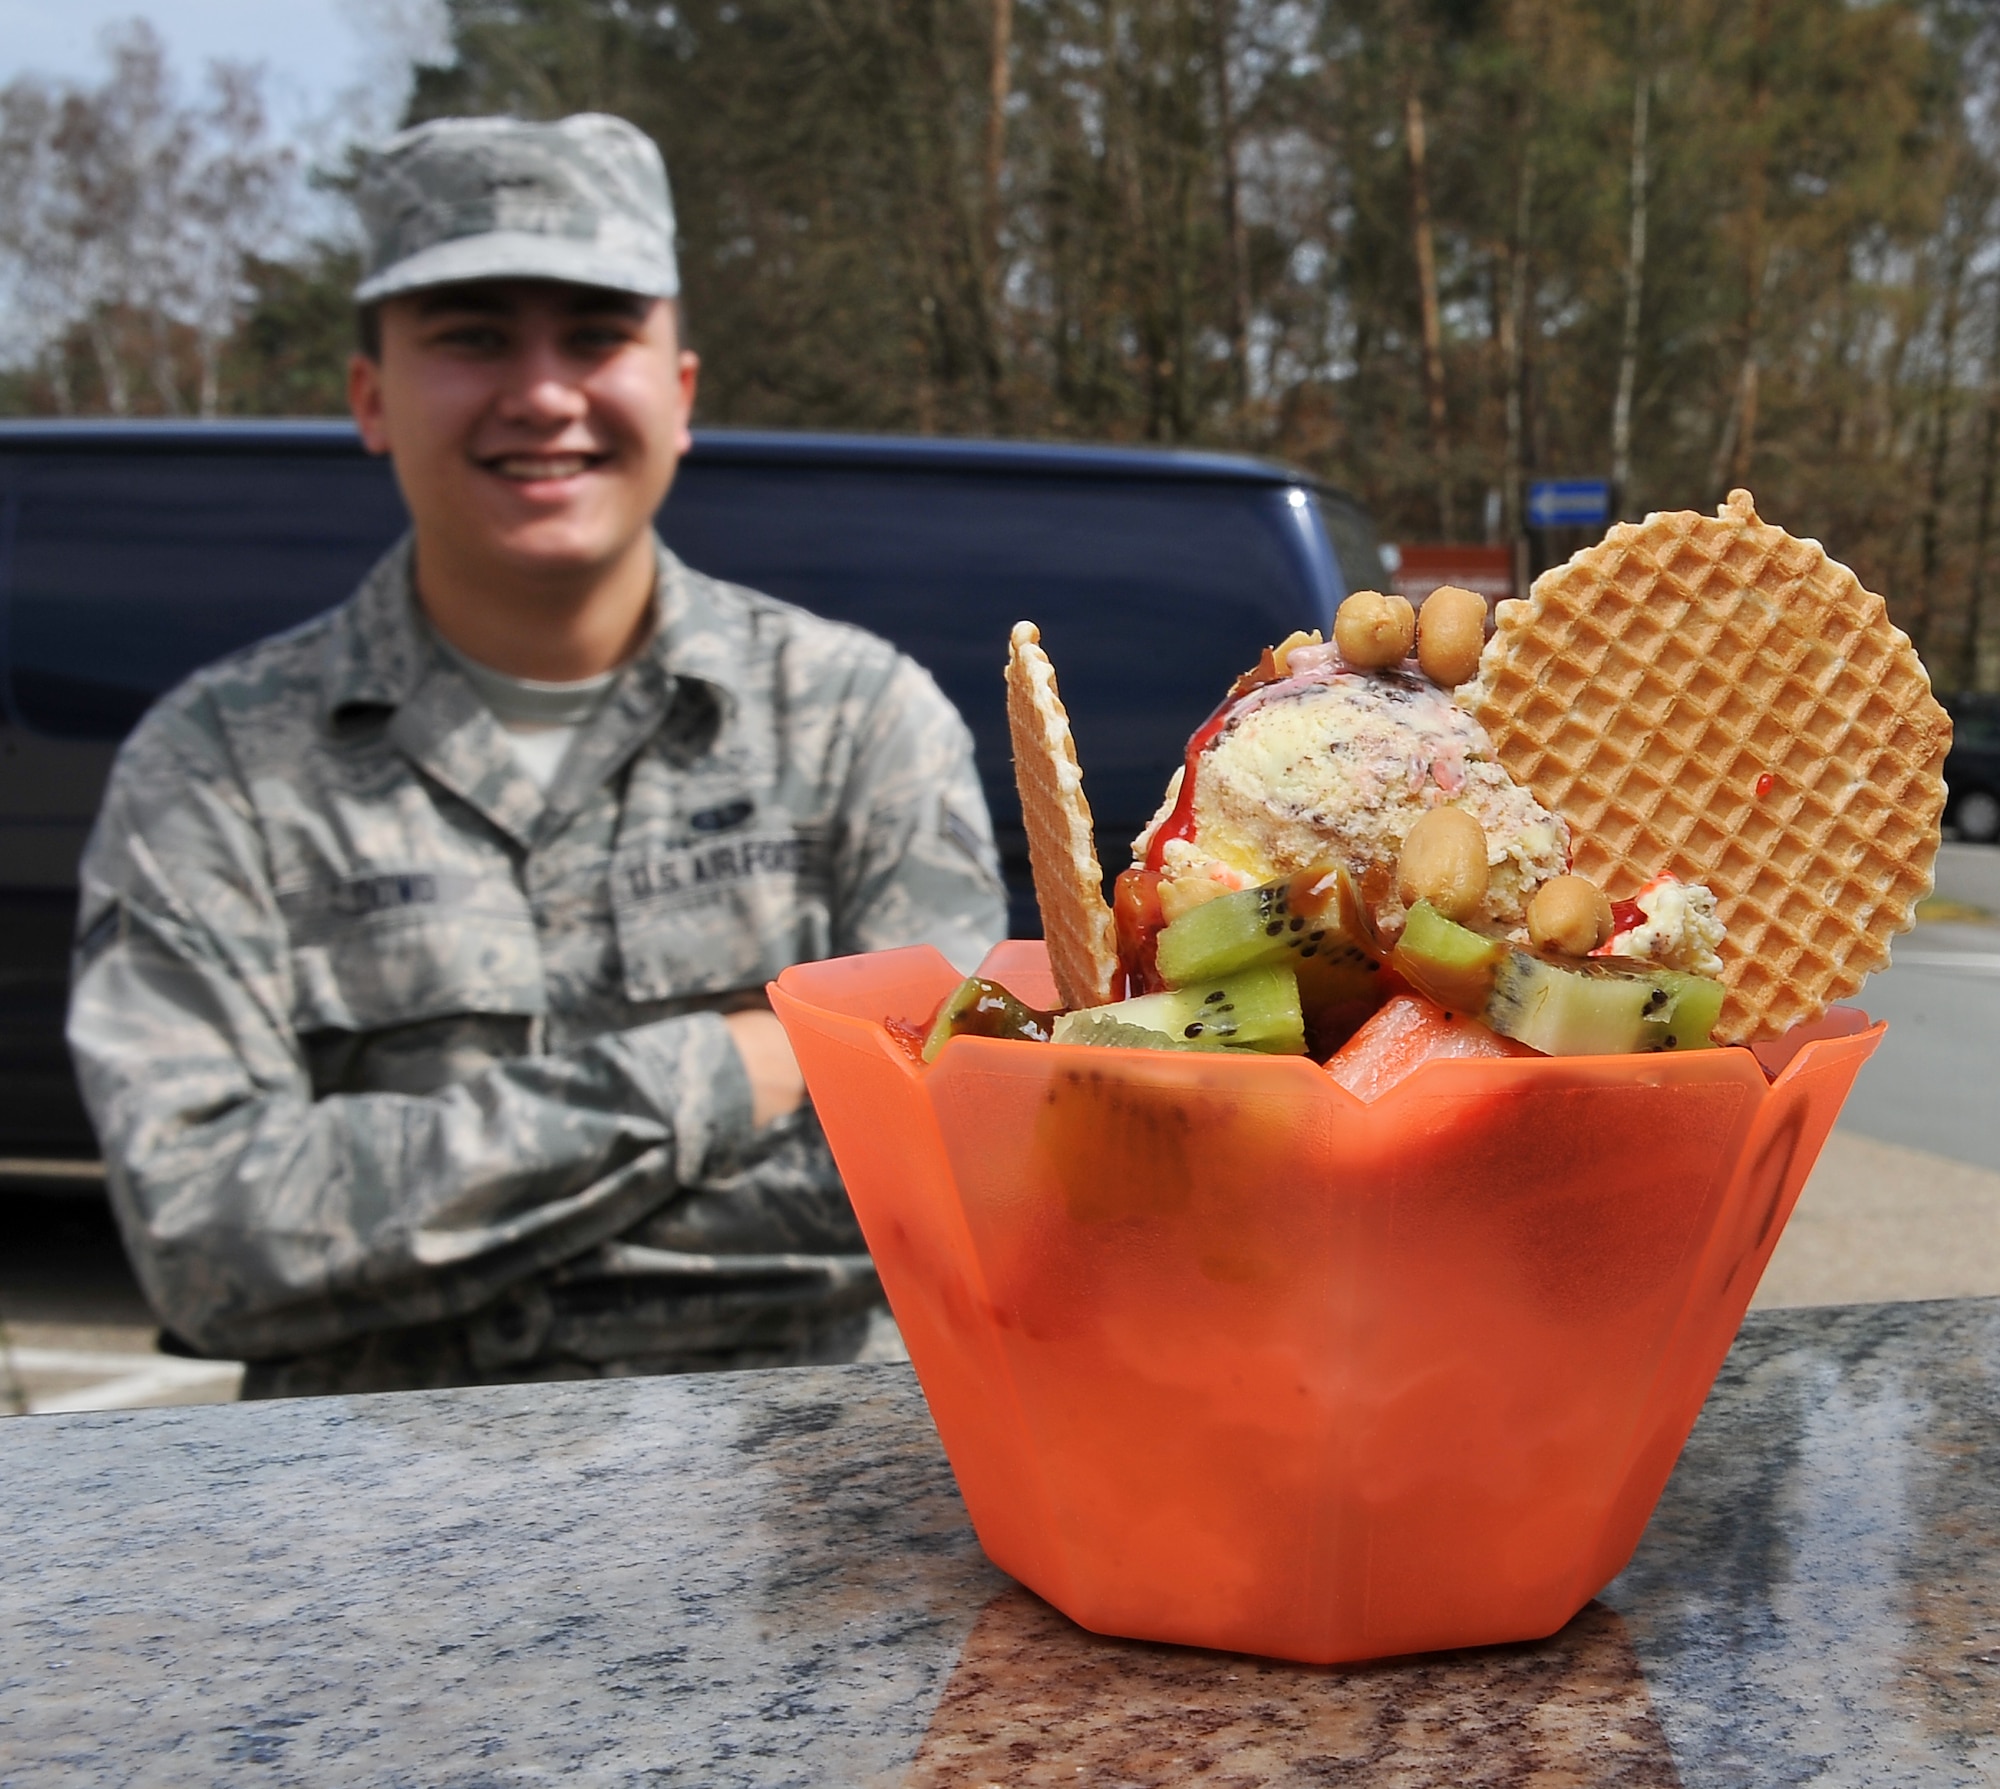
[0,420,1385,1163]
[1945,695,2000,844]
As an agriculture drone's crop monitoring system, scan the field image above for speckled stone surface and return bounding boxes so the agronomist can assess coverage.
[2,1299,1997,1785]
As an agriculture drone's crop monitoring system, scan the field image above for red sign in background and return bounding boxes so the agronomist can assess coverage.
[1391,543,1516,609]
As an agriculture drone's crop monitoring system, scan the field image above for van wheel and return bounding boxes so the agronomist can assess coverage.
[1959,789,2000,844]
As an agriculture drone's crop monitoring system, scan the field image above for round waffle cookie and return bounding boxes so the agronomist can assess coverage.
[1461,490,1951,1044]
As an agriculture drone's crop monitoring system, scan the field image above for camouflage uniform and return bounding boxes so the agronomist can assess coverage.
[68,540,1007,1395]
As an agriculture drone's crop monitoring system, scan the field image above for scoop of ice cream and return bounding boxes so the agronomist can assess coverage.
[1134,667,1570,940]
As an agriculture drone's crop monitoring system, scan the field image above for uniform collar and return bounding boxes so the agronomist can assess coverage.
[321,535,747,848]
[321,535,745,723]
[644,543,749,720]
[320,536,428,719]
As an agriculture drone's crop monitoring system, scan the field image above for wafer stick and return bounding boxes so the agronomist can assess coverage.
[1006,622,1122,1009]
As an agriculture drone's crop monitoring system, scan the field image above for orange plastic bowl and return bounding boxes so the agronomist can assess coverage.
[770,942,1881,1665]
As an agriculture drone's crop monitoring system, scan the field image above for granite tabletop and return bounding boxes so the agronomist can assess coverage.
[3,1297,1998,1786]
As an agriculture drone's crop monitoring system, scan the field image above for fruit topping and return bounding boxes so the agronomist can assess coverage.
[1143,863,1386,1055]
[1385,898,1507,1015]
[1325,992,1536,1100]
[1051,964,1308,1055]
[921,977,1058,1062]
[1153,863,1378,993]
[1046,1015,1213,1053]
[1392,900,1724,1056]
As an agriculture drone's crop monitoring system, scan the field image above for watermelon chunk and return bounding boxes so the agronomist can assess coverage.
[1325,992,1537,1101]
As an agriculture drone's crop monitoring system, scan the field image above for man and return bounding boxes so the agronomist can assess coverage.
[66,113,1007,1396]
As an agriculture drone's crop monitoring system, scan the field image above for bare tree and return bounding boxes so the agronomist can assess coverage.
[0,80,86,410]
[1707,0,1774,502]
[1211,0,1252,412]
[0,22,293,417]
[1404,75,1451,535]
[1609,0,1651,521]
[182,66,294,415]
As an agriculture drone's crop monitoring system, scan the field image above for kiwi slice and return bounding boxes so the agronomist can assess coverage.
[1392,901,1723,1056]
[922,977,1057,1062]
[1154,864,1382,1003]
[1489,955,1723,1056]
[1051,964,1307,1055]
[1048,1014,1211,1052]
[1389,901,1507,1015]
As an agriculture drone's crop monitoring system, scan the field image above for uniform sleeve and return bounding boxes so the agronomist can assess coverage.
[613,649,1008,1276]
[66,706,758,1362]
[828,653,1010,972]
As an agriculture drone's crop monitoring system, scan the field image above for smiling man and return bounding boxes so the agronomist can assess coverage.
[66,115,1006,1396]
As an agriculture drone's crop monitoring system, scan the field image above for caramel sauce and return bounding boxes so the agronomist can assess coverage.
[1112,867,1167,993]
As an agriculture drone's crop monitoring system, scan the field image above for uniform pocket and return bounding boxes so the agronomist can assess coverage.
[612,826,833,1003]
[282,870,545,1035]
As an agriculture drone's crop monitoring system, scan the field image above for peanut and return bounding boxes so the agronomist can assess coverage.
[1416,585,1488,688]
[1526,875,1614,955]
[1397,807,1489,921]
[1334,590,1416,669]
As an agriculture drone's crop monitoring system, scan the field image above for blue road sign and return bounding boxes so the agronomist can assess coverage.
[1527,479,1610,528]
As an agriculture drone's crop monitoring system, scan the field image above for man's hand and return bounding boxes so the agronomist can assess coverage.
[722,1009,807,1128]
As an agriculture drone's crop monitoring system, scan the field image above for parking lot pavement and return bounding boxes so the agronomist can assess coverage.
[1837,906,2000,1175]
[1934,838,2000,912]
[1756,1129,2000,1310]
[0,1187,243,1418]
[1761,849,2000,1304]
[2,1321,242,1414]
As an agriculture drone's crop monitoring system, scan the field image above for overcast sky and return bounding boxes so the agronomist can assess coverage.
[0,0,450,150]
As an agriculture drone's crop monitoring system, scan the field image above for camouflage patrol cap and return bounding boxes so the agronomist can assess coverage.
[353,113,678,304]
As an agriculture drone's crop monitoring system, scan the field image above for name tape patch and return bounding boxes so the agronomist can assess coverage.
[334,872,443,915]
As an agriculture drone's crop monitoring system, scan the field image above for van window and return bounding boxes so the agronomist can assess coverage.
[1313,491,1391,599]
[6,452,408,739]
[661,463,1331,846]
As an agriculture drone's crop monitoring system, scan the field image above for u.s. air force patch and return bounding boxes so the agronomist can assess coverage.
[620,831,819,903]
[612,825,832,1001]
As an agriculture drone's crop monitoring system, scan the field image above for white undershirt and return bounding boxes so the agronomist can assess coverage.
[494,725,583,792]
[433,633,618,793]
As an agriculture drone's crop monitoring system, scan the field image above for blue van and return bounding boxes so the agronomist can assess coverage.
[0,421,1386,1161]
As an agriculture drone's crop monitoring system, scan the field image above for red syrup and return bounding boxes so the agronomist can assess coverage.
[1143,698,1236,873]
[1112,695,1240,993]
[1120,664,1357,992]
